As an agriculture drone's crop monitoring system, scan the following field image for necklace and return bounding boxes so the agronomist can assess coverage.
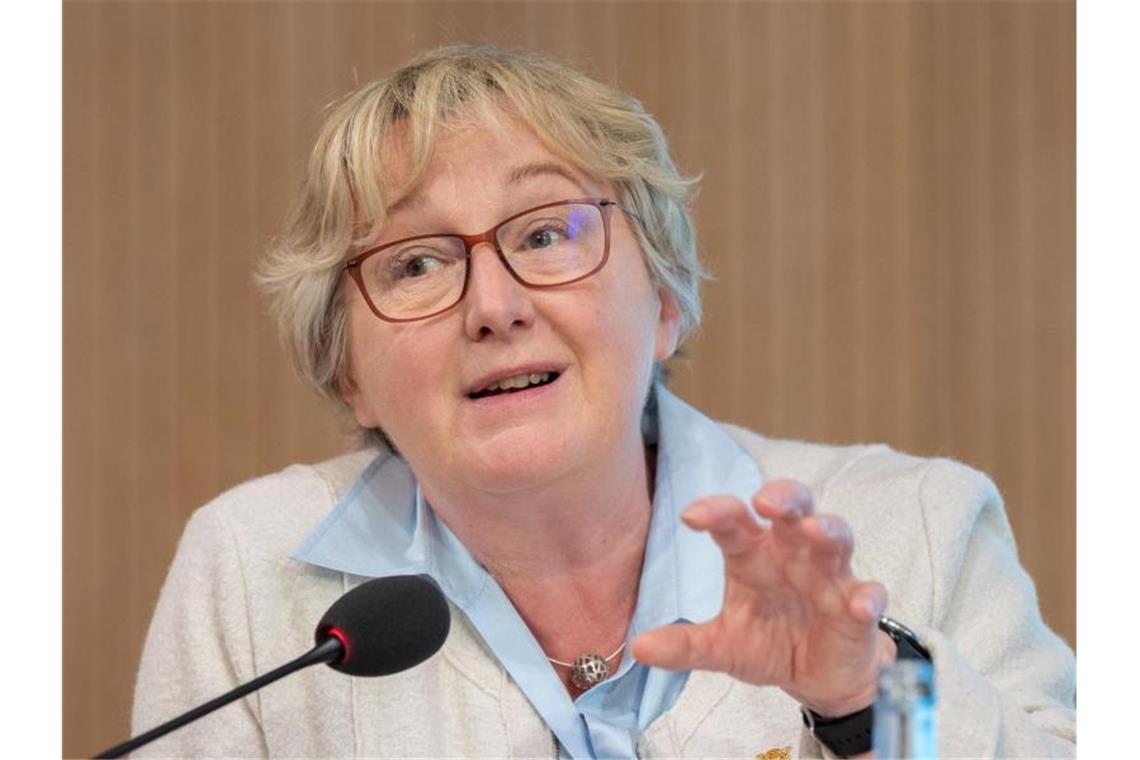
[547,642,627,690]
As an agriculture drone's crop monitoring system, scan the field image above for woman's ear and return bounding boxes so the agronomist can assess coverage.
[654,289,683,362]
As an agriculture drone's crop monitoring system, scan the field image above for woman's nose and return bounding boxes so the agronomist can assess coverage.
[461,242,536,341]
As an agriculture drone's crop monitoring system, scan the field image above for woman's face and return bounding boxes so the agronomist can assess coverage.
[340,113,681,497]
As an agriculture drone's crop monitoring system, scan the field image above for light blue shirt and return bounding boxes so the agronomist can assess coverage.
[294,385,762,758]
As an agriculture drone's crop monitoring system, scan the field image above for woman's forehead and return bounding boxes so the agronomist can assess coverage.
[373,105,511,188]
[375,114,605,222]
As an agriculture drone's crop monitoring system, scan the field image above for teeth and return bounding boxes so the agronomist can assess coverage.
[484,372,551,393]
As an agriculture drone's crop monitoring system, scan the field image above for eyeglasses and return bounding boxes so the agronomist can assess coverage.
[343,198,638,322]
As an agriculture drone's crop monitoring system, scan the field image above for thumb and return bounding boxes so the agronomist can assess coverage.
[632,622,716,671]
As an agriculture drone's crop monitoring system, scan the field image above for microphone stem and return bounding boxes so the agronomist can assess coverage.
[95,636,343,759]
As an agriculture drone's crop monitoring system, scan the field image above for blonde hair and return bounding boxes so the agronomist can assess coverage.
[258,44,707,446]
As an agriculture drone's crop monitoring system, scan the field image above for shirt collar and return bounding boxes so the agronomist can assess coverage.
[292,450,426,576]
[291,447,488,606]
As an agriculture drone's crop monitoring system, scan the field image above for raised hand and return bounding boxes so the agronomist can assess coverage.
[631,479,897,717]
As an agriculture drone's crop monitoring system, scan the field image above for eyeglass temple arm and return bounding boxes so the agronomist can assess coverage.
[606,199,642,221]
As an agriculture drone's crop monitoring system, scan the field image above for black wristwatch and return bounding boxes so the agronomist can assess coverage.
[800,617,932,758]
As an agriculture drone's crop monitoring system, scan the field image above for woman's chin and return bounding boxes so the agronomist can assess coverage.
[458,429,583,495]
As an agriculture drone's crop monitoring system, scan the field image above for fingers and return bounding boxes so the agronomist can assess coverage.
[752,479,815,521]
[774,515,855,616]
[803,514,855,574]
[684,484,858,575]
[847,580,888,625]
[682,495,764,558]
[683,483,866,624]
[753,481,853,574]
[630,622,716,671]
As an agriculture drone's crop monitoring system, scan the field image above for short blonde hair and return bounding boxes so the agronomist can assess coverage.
[258,44,706,445]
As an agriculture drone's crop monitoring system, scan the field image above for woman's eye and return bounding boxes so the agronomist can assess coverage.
[383,248,449,281]
[526,227,566,250]
[401,255,442,278]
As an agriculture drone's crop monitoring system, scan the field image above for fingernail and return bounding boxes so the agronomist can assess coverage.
[683,503,709,523]
[864,597,882,619]
[757,496,784,516]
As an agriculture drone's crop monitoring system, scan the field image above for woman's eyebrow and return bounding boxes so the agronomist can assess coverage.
[387,191,425,216]
[503,162,587,192]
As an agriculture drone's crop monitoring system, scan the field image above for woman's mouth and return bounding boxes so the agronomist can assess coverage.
[468,371,561,400]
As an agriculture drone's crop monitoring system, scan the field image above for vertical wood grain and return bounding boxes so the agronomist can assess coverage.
[63,2,1075,755]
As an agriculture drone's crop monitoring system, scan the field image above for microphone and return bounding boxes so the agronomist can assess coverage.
[96,575,450,759]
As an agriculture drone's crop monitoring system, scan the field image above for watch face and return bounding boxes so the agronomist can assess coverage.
[878,616,932,661]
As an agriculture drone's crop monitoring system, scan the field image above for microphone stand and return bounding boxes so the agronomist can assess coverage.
[95,637,343,759]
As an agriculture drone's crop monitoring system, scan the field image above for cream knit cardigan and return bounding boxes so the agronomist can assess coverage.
[132,426,1076,758]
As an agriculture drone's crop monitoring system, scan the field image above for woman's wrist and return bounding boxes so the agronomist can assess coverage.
[801,631,898,718]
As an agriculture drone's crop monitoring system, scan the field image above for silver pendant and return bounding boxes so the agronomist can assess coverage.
[570,653,610,690]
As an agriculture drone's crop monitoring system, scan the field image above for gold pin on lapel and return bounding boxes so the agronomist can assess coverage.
[756,747,791,760]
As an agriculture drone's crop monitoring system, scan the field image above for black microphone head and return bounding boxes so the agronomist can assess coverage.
[315,575,450,677]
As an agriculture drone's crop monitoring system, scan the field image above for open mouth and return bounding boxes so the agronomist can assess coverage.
[468,371,561,400]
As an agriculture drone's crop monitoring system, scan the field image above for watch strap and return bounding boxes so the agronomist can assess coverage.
[801,703,873,758]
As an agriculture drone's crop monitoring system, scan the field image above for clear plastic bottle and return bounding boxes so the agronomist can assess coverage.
[872,659,937,759]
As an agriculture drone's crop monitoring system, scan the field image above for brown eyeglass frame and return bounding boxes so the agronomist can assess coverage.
[343,197,638,323]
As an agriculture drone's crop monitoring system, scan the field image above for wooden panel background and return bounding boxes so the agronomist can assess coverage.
[63,1,1075,756]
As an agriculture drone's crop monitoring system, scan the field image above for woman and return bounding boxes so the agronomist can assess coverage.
[132,45,1075,758]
